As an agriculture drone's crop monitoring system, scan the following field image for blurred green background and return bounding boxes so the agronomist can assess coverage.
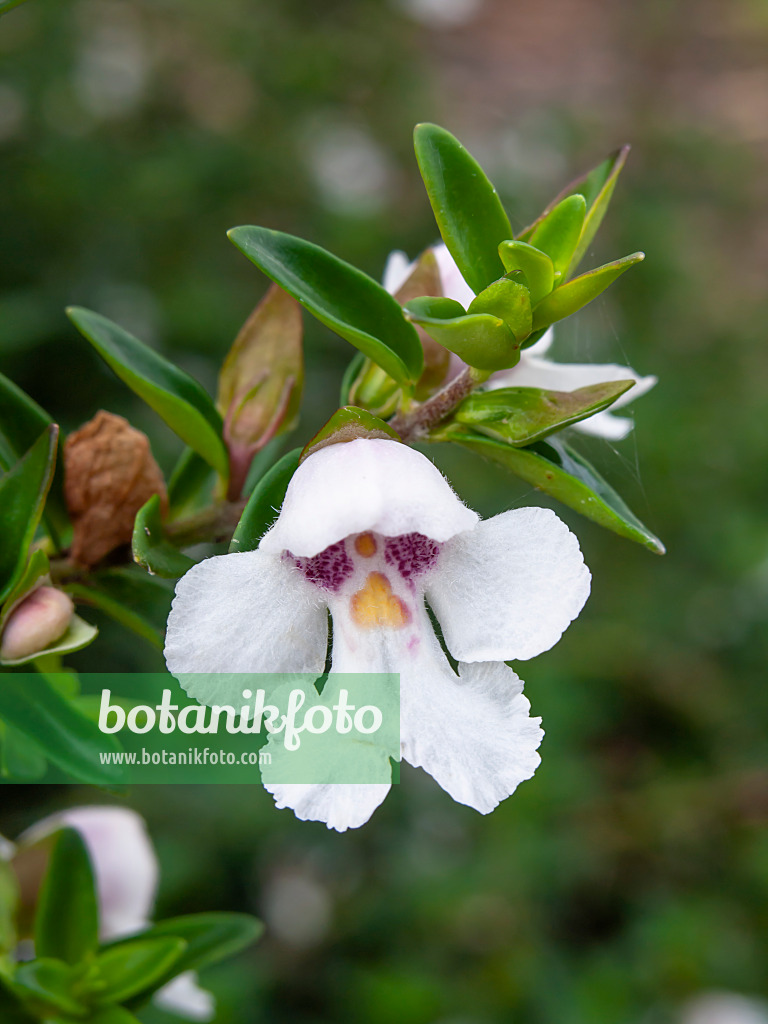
[2,0,768,1021]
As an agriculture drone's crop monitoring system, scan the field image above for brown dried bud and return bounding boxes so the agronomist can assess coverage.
[64,411,168,567]
[0,586,74,662]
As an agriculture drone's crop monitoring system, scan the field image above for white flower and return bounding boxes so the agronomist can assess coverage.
[21,807,214,1022]
[680,993,768,1024]
[165,438,590,832]
[384,244,657,440]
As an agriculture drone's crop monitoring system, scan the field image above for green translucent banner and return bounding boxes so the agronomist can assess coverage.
[0,673,400,785]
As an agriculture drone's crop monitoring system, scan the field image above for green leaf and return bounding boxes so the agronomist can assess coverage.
[108,913,263,992]
[301,406,401,461]
[531,252,645,331]
[567,145,631,275]
[0,851,19,954]
[64,570,172,651]
[230,448,301,553]
[90,937,187,1005]
[132,494,196,579]
[0,975,36,1023]
[0,614,98,667]
[35,828,99,964]
[228,227,423,386]
[66,307,228,479]
[0,0,32,15]
[404,297,519,371]
[413,122,511,295]
[528,194,586,278]
[467,275,532,342]
[88,1006,143,1024]
[0,425,58,603]
[340,351,368,406]
[11,959,87,1018]
[0,548,51,629]
[0,674,126,785]
[168,448,216,519]
[1,724,47,780]
[498,241,555,305]
[449,429,664,553]
[451,380,635,446]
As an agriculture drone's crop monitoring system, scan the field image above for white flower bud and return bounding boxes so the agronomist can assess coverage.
[0,586,74,662]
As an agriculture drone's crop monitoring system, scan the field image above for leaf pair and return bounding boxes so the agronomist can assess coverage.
[412,124,642,344]
[4,828,263,1022]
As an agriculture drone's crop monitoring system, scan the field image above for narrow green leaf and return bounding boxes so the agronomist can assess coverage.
[230,448,301,553]
[0,548,50,632]
[66,307,228,478]
[64,578,167,651]
[451,380,635,446]
[0,0,32,15]
[168,447,215,519]
[404,297,519,371]
[0,425,57,603]
[0,852,19,954]
[413,123,512,294]
[1,724,47,780]
[498,241,554,305]
[11,959,86,1018]
[107,913,263,992]
[0,675,126,785]
[529,194,586,278]
[531,252,644,331]
[467,275,532,341]
[567,145,630,275]
[449,429,664,553]
[132,494,196,579]
[340,351,368,407]
[0,974,36,1023]
[228,227,423,386]
[91,937,187,1005]
[35,828,99,964]
[89,1005,143,1023]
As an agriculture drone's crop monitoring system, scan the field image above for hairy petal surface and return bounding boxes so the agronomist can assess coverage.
[165,549,328,704]
[401,655,543,814]
[264,782,391,832]
[428,506,591,662]
[260,439,477,558]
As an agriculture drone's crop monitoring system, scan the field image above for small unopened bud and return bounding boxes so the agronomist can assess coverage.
[217,284,303,499]
[0,586,74,662]
[64,411,168,567]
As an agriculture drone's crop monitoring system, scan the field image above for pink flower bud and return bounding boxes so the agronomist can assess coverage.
[0,586,74,662]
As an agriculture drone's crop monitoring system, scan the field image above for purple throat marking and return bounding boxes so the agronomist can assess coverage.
[384,533,440,581]
[293,541,353,593]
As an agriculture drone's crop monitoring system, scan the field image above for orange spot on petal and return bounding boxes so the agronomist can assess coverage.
[350,571,410,630]
[354,532,377,557]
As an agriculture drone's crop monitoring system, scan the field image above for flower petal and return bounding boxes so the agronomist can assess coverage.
[21,806,158,941]
[264,782,391,832]
[402,653,543,814]
[153,971,215,1022]
[164,549,328,703]
[488,353,657,437]
[260,438,478,558]
[427,506,590,661]
[382,250,415,295]
[433,242,475,308]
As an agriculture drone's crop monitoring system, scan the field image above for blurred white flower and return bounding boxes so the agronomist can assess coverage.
[21,806,214,1022]
[680,992,768,1024]
[303,117,393,215]
[393,0,483,29]
[384,244,657,440]
[166,437,590,831]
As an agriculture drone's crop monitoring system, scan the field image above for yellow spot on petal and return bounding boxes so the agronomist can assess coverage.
[350,572,410,630]
[354,532,377,557]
